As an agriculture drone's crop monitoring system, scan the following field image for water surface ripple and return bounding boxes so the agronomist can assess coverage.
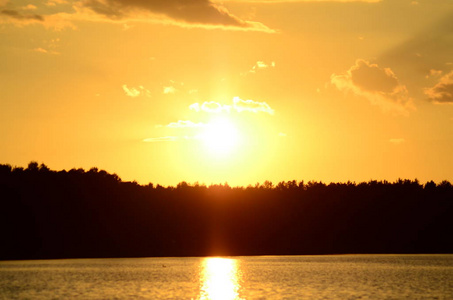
[0,254,451,299]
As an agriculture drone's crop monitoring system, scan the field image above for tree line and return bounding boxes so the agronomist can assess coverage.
[0,162,452,260]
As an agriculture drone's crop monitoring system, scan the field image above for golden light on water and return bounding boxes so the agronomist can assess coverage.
[199,258,242,300]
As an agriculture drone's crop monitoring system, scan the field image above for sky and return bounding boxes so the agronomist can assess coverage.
[1,0,452,186]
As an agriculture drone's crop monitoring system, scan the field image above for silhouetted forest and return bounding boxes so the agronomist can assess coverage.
[1,162,452,260]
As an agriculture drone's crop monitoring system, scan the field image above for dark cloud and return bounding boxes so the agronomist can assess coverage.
[331,59,414,115]
[350,60,399,94]
[0,0,272,31]
[376,11,453,106]
[1,9,44,21]
[380,12,453,75]
[83,0,251,28]
[424,71,453,104]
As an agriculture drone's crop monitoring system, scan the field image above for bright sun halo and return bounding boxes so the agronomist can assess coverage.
[200,117,240,155]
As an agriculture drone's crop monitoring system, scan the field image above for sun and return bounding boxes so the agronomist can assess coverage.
[199,117,241,156]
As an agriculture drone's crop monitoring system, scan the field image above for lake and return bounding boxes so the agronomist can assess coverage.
[0,255,452,299]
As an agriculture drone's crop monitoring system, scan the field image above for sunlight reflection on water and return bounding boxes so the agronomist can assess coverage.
[199,257,242,300]
[0,255,452,299]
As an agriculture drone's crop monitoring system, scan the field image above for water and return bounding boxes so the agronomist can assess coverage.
[0,255,452,299]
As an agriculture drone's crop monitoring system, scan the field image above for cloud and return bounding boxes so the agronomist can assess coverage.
[152,96,276,144]
[190,97,275,115]
[122,85,140,97]
[233,97,275,114]
[424,71,453,104]
[249,60,275,74]
[380,12,453,81]
[143,136,178,142]
[189,103,201,112]
[389,138,405,145]
[0,2,62,28]
[163,86,176,94]
[425,69,443,79]
[22,5,38,11]
[122,85,151,97]
[46,0,69,6]
[32,47,60,55]
[0,3,75,30]
[0,9,44,21]
[148,120,207,142]
[331,59,415,115]
[221,0,381,2]
[1,0,273,32]
[166,120,206,128]
[189,101,230,113]
[204,101,231,113]
[243,60,275,75]
[34,48,50,54]
[81,0,274,32]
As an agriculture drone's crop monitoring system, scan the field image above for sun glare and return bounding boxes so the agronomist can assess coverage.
[200,117,241,155]
[200,257,241,300]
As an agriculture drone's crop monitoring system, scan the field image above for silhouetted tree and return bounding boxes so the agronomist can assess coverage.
[0,162,452,260]
[26,161,39,172]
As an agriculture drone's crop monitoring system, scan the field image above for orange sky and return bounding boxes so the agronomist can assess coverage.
[1,0,452,186]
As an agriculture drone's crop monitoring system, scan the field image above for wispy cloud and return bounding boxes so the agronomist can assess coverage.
[0,2,75,30]
[249,60,275,73]
[242,60,276,76]
[32,47,60,55]
[189,103,201,112]
[1,9,44,21]
[190,97,275,115]
[1,0,273,32]
[150,95,276,144]
[80,0,274,32]
[425,69,443,79]
[233,97,275,114]
[166,120,206,128]
[389,138,405,145]
[22,4,38,11]
[220,0,381,2]
[143,136,178,142]
[331,59,415,116]
[192,101,232,113]
[145,120,206,142]
[424,71,453,104]
[46,0,69,6]
[122,85,140,97]
[380,13,453,83]
[163,86,176,94]
[122,85,151,98]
